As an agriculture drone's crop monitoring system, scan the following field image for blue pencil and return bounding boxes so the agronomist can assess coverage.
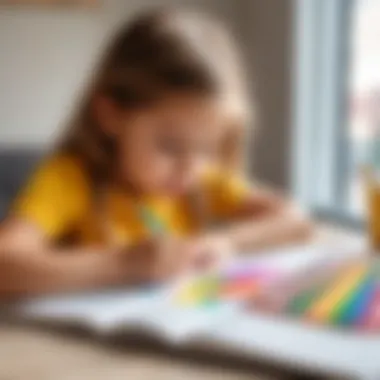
[335,277,376,326]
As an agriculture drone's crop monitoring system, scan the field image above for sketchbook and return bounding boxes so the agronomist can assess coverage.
[4,238,380,380]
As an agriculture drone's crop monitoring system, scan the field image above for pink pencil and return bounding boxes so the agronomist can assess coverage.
[358,285,380,330]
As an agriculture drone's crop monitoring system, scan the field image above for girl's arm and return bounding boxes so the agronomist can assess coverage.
[0,218,188,300]
[226,199,313,252]
[203,186,313,255]
[0,218,132,299]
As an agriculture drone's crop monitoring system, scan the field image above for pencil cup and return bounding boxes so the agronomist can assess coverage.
[366,169,380,252]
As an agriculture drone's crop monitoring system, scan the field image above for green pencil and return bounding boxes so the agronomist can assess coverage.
[138,204,167,235]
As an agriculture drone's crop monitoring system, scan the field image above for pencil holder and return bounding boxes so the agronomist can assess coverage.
[366,171,380,251]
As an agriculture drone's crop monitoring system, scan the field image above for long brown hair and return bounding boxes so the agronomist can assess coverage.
[61,8,250,180]
[59,8,251,242]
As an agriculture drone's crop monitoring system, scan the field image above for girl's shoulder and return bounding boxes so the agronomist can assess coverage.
[38,151,86,175]
[30,152,91,197]
[10,152,93,237]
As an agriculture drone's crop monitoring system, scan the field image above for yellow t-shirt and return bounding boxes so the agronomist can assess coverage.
[11,154,250,246]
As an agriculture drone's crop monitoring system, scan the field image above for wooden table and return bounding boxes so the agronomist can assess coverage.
[0,323,290,380]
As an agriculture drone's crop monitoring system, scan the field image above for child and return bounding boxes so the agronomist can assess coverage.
[0,8,312,298]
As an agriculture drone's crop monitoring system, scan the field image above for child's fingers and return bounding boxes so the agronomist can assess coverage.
[189,235,233,271]
[151,236,187,280]
[167,238,197,275]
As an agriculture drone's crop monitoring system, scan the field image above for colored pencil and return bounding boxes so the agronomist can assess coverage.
[286,265,347,316]
[283,259,352,315]
[253,257,350,314]
[331,276,375,326]
[358,285,380,329]
[138,205,167,235]
[306,263,368,323]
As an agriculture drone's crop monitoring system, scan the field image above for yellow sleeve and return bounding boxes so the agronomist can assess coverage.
[11,155,90,239]
[202,169,251,219]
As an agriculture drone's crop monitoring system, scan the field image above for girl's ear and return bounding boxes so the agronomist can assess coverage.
[92,94,123,137]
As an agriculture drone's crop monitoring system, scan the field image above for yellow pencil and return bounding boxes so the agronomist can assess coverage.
[306,263,368,323]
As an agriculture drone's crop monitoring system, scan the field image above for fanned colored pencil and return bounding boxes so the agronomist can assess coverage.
[252,260,334,313]
[306,263,368,323]
[333,263,380,326]
[358,285,380,329]
[287,284,328,315]
[285,258,353,315]
[331,276,375,326]
[354,261,380,328]
[253,257,352,314]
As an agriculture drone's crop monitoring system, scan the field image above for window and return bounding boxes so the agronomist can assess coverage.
[293,0,380,227]
[348,0,380,215]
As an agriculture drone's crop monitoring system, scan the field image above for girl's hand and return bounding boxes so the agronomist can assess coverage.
[121,236,199,282]
[190,233,235,271]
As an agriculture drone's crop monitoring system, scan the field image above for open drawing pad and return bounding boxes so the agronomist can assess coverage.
[5,239,380,380]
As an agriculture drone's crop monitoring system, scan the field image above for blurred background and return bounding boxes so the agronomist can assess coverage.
[0,0,292,209]
[293,0,380,230]
[1,0,377,231]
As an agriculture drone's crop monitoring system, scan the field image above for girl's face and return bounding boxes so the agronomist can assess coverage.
[107,95,227,195]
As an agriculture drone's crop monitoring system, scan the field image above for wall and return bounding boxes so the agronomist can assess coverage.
[0,2,106,146]
[237,0,293,190]
[0,0,237,146]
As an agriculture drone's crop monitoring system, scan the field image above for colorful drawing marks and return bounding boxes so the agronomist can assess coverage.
[250,259,380,331]
[174,256,380,331]
[175,263,282,308]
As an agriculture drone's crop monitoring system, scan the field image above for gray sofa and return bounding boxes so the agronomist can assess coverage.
[0,149,43,220]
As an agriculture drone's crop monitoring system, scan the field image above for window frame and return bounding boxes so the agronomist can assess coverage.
[291,0,363,228]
